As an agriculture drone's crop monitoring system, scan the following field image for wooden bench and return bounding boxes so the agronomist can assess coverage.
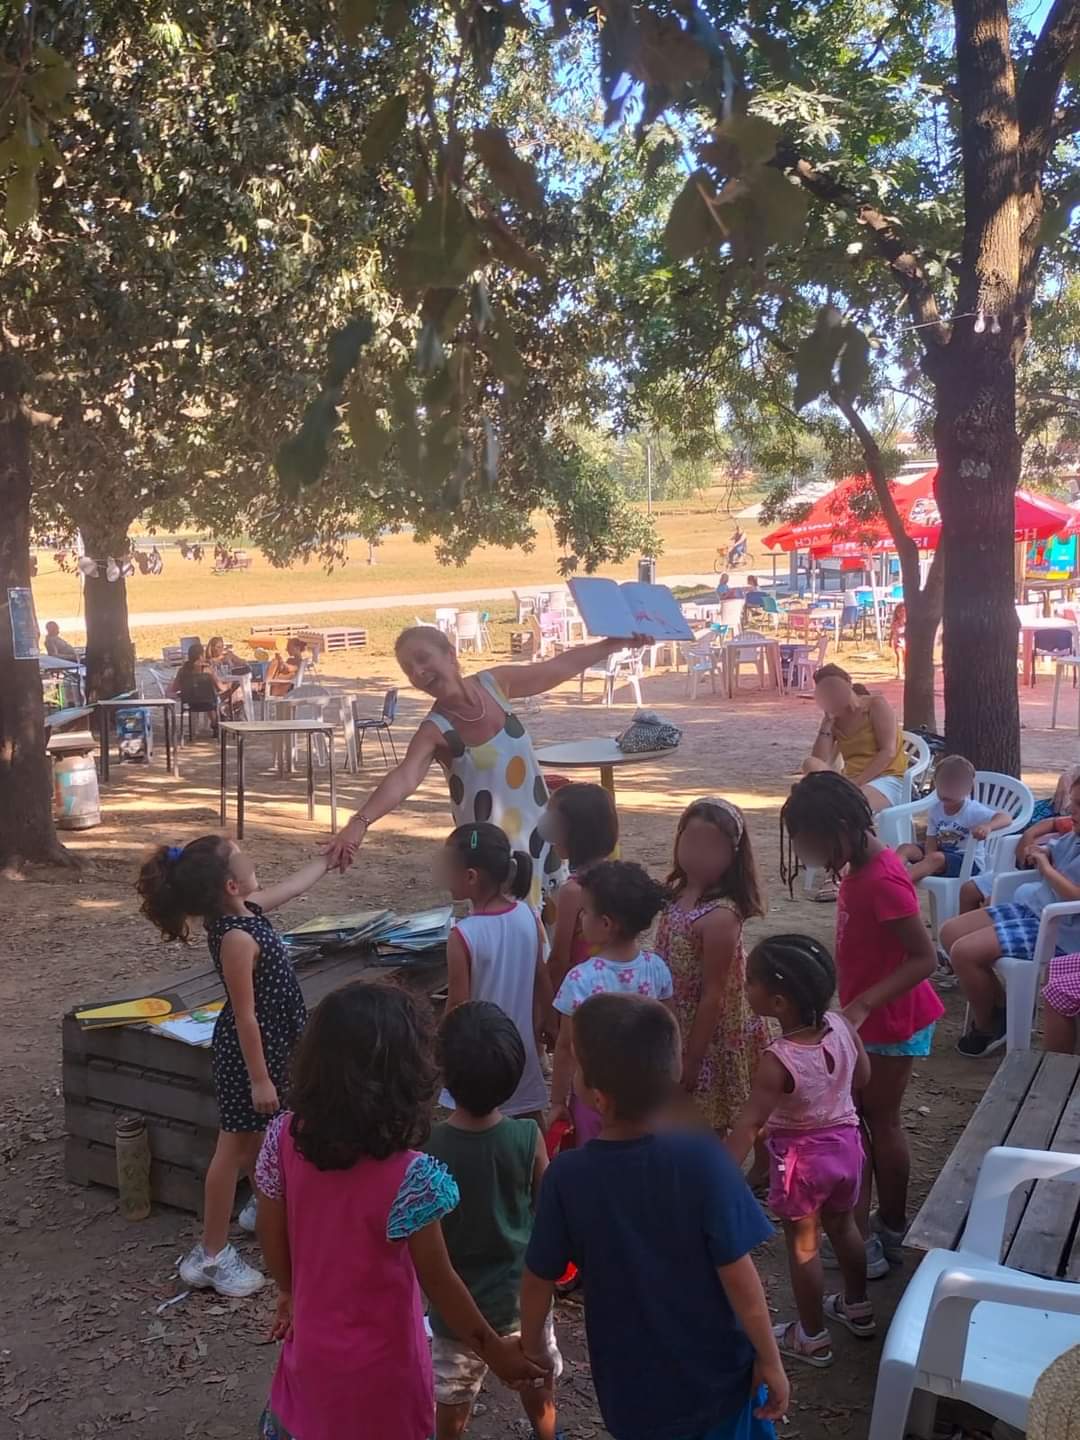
[63,946,446,1214]
[906,1050,1080,1280]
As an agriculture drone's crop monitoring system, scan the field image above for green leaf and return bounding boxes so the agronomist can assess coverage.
[337,0,379,40]
[390,371,422,478]
[27,54,76,105]
[481,416,499,487]
[704,115,782,176]
[348,388,390,468]
[484,311,526,388]
[838,325,871,400]
[471,278,492,335]
[631,11,710,88]
[394,195,487,293]
[794,306,847,410]
[361,94,408,168]
[424,411,460,486]
[743,166,809,248]
[472,127,544,213]
[5,164,39,231]
[325,315,374,386]
[416,319,446,375]
[663,170,723,262]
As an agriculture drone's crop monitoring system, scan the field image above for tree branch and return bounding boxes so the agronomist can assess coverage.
[1018,0,1080,178]
[828,382,923,598]
[778,145,950,346]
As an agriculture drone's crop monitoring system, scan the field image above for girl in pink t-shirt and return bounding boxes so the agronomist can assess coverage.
[254,982,540,1440]
[728,934,871,1369]
[781,772,941,1280]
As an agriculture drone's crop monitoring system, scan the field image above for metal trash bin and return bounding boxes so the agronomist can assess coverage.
[52,736,101,830]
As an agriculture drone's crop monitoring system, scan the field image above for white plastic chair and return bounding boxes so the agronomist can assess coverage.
[981,866,1080,1051]
[455,611,483,654]
[868,1145,1080,1440]
[718,596,744,636]
[434,608,459,650]
[725,629,775,696]
[786,635,829,695]
[579,649,643,707]
[683,639,720,700]
[537,610,565,657]
[878,773,1034,938]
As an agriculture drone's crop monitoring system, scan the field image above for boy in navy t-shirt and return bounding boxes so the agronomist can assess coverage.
[521,993,788,1440]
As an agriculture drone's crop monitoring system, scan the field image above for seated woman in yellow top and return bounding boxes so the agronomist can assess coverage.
[802,663,906,814]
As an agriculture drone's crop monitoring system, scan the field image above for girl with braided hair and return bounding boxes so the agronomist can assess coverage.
[780,772,941,1284]
[727,935,871,1368]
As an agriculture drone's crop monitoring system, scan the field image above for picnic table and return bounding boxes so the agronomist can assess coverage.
[907,1050,1080,1280]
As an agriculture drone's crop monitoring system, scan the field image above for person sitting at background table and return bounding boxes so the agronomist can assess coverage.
[266,638,308,696]
[802,665,905,815]
[206,636,245,675]
[742,576,767,620]
[44,620,79,661]
[169,642,241,714]
[715,571,731,599]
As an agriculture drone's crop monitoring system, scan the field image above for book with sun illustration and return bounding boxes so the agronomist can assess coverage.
[74,990,189,1029]
[568,578,694,642]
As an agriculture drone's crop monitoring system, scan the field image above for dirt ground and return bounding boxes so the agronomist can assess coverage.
[2,641,1075,1440]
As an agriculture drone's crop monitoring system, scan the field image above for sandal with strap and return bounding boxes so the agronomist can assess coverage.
[771,1319,833,1368]
[823,1292,876,1338]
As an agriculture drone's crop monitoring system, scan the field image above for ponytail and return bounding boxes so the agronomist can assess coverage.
[507,849,533,901]
[446,823,532,901]
[136,834,231,943]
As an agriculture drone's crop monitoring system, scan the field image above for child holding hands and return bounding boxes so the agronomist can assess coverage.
[137,836,331,1297]
[254,983,543,1440]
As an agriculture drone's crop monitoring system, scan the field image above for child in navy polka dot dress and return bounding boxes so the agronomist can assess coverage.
[137,835,333,1298]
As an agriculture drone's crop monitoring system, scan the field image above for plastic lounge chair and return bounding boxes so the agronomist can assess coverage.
[868,1145,1080,1440]
[979,866,1080,1051]
[878,773,1034,938]
[349,690,399,767]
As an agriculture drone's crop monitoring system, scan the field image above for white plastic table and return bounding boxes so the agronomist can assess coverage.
[219,720,337,839]
[1050,655,1080,731]
[95,697,180,781]
[534,738,674,803]
[722,636,783,699]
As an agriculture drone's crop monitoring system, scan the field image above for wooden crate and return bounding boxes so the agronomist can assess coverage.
[63,946,446,1214]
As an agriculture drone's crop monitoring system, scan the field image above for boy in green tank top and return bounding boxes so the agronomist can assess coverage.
[426,1001,562,1439]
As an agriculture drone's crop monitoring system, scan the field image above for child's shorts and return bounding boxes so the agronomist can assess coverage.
[431,1310,562,1406]
[673,1386,776,1439]
[864,1021,936,1058]
[1043,952,1080,1017]
[986,902,1042,960]
[908,844,978,880]
[766,1124,864,1222]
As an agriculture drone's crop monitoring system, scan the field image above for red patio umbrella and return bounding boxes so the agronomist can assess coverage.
[763,470,1076,555]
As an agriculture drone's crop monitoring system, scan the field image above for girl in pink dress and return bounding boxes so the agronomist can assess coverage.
[254,982,541,1440]
[728,934,872,1369]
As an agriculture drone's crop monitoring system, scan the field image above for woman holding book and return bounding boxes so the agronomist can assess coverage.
[324,621,648,905]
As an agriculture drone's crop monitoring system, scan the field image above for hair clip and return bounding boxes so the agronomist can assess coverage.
[470,829,479,850]
[165,845,184,863]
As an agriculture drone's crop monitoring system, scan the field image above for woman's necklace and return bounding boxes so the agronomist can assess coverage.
[780,1022,821,1040]
[440,681,487,725]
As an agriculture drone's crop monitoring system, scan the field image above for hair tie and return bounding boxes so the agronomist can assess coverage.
[165,845,184,864]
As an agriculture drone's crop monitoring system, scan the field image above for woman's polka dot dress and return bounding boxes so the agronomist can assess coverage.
[207,903,307,1133]
[429,672,567,906]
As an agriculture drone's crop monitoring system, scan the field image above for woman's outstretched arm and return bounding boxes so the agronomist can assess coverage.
[490,635,648,701]
[323,722,441,871]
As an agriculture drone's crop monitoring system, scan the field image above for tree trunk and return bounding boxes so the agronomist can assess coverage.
[934,351,1022,772]
[933,0,1023,774]
[0,360,73,870]
[78,517,136,702]
[902,549,943,732]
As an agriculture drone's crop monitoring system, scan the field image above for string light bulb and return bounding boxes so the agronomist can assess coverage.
[973,311,986,333]
[989,313,1001,334]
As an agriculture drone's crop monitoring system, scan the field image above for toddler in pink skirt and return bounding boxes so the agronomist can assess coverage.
[1043,953,1080,1054]
[727,934,871,1370]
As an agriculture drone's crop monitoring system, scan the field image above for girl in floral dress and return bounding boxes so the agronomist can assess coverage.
[657,799,768,1148]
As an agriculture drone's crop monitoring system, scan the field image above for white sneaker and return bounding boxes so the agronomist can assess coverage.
[179,1242,265,1298]
[237,1194,258,1233]
[820,1232,891,1281]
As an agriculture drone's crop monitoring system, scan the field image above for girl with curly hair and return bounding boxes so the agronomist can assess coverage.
[254,982,542,1440]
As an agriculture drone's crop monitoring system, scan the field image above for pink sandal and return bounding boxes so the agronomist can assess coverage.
[772,1320,833,1368]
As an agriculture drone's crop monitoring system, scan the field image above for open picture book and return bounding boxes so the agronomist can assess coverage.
[568,578,694,642]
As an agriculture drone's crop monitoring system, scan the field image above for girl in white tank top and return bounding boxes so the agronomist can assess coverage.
[436,822,552,1117]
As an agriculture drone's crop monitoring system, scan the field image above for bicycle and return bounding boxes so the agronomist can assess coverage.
[714,547,756,574]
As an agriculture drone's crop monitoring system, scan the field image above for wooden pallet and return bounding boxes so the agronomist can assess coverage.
[253,624,368,652]
[63,945,446,1214]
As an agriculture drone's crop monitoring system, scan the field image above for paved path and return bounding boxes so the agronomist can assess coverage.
[56,574,720,633]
